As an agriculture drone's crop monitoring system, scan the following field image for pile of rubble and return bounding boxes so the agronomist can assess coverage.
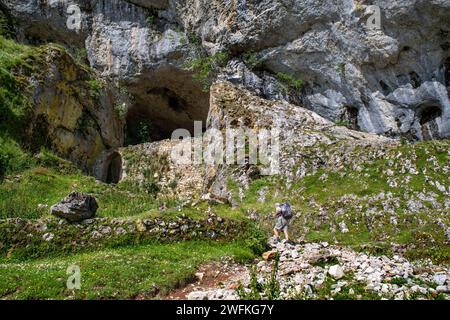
[188,241,450,300]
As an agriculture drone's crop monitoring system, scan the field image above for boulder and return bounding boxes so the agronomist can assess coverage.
[50,192,99,223]
[262,250,278,261]
[436,286,450,294]
[433,274,447,286]
[187,291,209,300]
[328,265,345,280]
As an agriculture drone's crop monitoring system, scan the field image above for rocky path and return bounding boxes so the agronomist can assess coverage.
[185,241,450,300]
[166,258,245,300]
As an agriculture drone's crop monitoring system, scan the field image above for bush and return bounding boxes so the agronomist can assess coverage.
[0,8,14,38]
[243,51,265,70]
[184,51,229,90]
[86,79,103,99]
[143,177,160,197]
[74,48,88,66]
[276,72,304,93]
[335,63,346,77]
[243,222,268,255]
[236,253,280,300]
[133,119,154,144]
[188,33,202,47]
[0,137,34,179]
[146,8,159,26]
[0,37,34,138]
[35,149,77,174]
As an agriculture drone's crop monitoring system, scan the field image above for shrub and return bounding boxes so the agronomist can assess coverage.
[236,266,262,300]
[243,222,268,255]
[188,33,202,47]
[243,51,265,70]
[143,178,160,197]
[276,72,304,93]
[142,167,161,197]
[0,136,34,179]
[0,8,14,38]
[74,48,88,66]
[335,63,346,77]
[236,253,280,300]
[86,79,103,99]
[35,149,77,174]
[168,178,178,190]
[184,51,229,90]
[146,8,159,26]
[136,119,153,143]
[0,36,35,137]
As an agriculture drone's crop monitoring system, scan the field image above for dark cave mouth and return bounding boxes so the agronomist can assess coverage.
[418,105,442,140]
[104,152,122,184]
[340,106,360,131]
[125,86,209,145]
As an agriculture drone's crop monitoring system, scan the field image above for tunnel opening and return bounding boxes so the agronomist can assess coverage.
[341,106,360,131]
[105,152,122,184]
[418,105,442,140]
[124,68,210,146]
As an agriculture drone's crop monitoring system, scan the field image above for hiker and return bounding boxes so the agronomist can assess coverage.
[273,202,293,243]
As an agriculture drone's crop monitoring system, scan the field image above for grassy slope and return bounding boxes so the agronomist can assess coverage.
[226,140,450,263]
[0,241,253,299]
[0,164,163,219]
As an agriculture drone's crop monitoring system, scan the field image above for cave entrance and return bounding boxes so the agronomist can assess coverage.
[419,105,442,140]
[341,106,360,130]
[124,68,210,145]
[105,152,122,184]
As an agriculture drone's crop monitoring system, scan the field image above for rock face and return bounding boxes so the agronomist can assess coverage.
[117,81,392,199]
[4,0,449,142]
[2,41,124,172]
[3,0,449,203]
[25,46,124,171]
[50,192,99,223]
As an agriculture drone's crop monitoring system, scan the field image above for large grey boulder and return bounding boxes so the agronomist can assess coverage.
[51,192,99,223]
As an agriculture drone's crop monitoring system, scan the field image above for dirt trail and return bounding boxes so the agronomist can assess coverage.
[166,258,249,300]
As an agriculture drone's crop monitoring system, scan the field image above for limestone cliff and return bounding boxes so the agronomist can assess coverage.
[1,0,449,179]
[3,0,449,144]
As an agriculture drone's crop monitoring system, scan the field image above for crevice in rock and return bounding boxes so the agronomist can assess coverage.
[418,105,442,141]
[409,71,421,89]
[402,46,411,52]
[341,106,360,131]
[379,80,392,96]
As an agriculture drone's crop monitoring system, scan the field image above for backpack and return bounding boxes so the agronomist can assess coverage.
[281,202,293,219]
